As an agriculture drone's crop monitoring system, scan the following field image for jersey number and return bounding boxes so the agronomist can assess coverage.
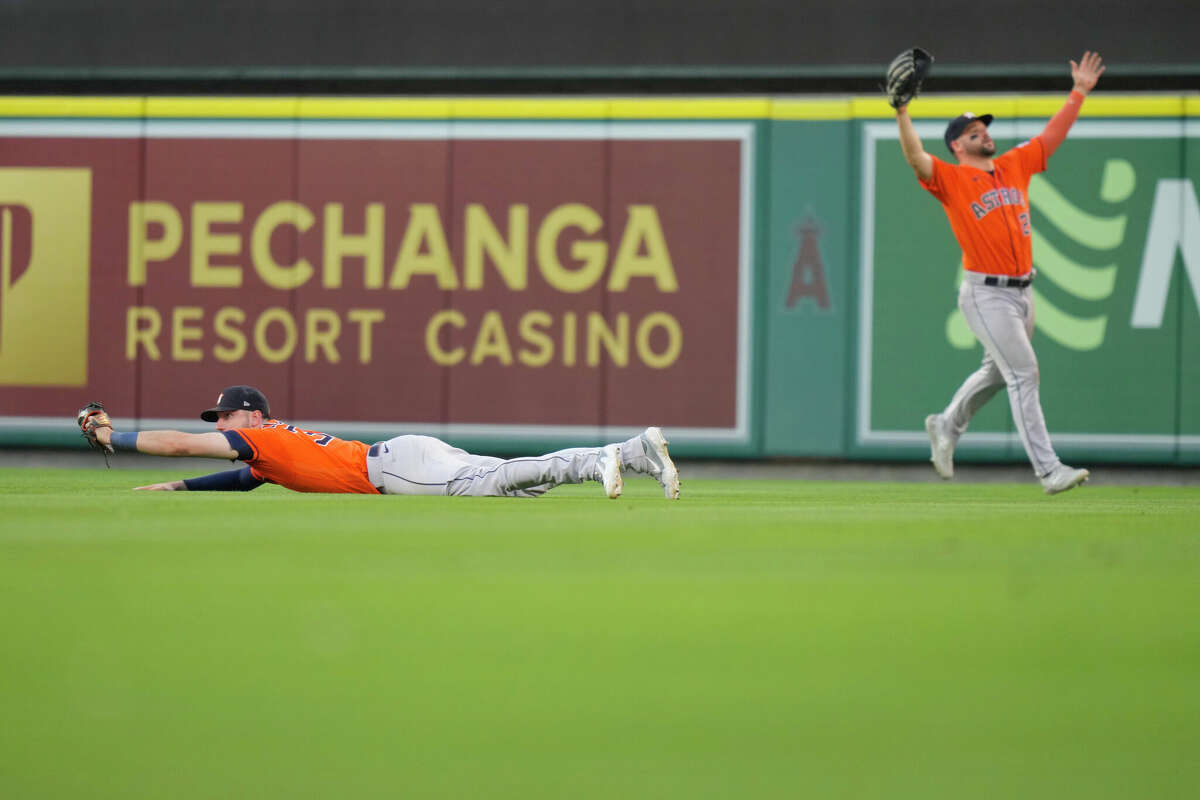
[1018,212,1031,236]
[279,423,333,446]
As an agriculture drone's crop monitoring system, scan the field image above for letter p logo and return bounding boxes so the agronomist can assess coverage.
[0,169,91,386]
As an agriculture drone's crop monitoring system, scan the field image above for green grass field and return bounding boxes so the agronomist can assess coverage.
[2,467,1198,798]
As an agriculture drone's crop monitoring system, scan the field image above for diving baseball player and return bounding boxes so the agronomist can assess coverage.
[891,51,1105,495]
[77,386,680,500]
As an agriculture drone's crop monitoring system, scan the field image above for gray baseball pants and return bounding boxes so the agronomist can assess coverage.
[364,435,607,497]
[941,275,1062,477]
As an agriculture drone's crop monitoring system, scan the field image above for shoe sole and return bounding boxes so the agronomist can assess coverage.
[644,427,680,500]
[925,414,953,480]
[601,445,623,499]
[1044,469,1090,495]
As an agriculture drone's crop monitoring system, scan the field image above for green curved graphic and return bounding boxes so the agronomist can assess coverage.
[1030,229,1118,300]
[1030,287,1108,350]
[1100,158,1137,203]
[946,159,1132,352]
[1029,166,1129,249]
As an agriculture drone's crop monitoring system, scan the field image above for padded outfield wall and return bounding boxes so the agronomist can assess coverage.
[0,95,1197,464]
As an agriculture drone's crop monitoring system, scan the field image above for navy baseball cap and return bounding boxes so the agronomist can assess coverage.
[944,112,994,152]
[201,385,271,422]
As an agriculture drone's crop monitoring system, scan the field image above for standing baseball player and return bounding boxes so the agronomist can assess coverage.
[77,385,680,499]
[893,51,1105,494]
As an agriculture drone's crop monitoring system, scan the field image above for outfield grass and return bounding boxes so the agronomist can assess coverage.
[2,467,1198,799]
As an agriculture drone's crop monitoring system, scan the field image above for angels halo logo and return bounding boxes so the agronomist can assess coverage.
[0,168,92,386]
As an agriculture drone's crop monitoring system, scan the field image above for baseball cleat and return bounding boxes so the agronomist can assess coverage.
[598,444,623,499]
[640,427,680,500]
[1041,464,1090,495]
[925,414,955,480]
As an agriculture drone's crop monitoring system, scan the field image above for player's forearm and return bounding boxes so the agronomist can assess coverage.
[1041,90,1085,157]
[101,428,238,459]
[182,467,263,491]
[896,108,934,179]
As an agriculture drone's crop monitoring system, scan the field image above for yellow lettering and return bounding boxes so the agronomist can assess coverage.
[587,312,629,367]
[253,307,297,364]
[305,308,342,363]
[191,202,243,287]
[537,204,606,293]
[389,204,458,289]
[347,309,384,364]
[213,306,247,362]
[127,202,182,286]
[426,309,466,366]
[252,202,315,289]
[517,310,554,367]
[609,205,678,292]
[171,306,204,362]
[464,203,528,290]
[323,203,384,289]
[470,310,513,365]
[125,306,161,360]
[636,312,683,369]
[562,311,577,367]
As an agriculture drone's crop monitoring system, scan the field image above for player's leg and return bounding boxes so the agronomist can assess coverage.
[959,283,1062,477]
[366,435,470,495]
[1021,290,1090,494]
[616,427,680,499]
[924,285,1009,478]
[445,444,623,498]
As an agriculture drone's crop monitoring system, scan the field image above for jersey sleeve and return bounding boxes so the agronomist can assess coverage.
[182,466,264,491]
[917,155,953,199]
[1010,135,1047,177]
[222,430,255,461]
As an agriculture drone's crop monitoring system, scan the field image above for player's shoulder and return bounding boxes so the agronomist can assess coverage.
[1002,135,1044,158]
[235,420,289,439]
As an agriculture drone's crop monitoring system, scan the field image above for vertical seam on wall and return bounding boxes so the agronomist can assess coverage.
[1174,115,1186,464]
[752,117,772,455]
[133,97,147,428]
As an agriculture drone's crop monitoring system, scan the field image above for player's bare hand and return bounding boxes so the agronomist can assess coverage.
[134,481,185,491]
[1070,51,1104,94]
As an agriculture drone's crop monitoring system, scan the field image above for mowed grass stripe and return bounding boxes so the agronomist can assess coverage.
[1,467,1197,799]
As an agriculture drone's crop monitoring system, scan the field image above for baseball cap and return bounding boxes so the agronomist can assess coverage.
[200,385,271,422]
[944,112,994,152]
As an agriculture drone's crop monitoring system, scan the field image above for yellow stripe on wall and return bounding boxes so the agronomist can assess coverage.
[0,94,1195,121]
[0,96,145,117]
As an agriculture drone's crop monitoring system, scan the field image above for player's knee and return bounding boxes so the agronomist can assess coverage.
[1010,363,1040,386]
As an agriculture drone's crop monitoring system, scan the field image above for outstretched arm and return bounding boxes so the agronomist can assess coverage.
[94,426,239,459]
[896,105,934,181]
[135,466,264,492]
[1042,51,1105,157]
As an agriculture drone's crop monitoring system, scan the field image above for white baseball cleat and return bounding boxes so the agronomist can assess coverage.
[598,444,623,499]
[640,427,680,500]
[1041,464,1090,495]
[925,414,955,480]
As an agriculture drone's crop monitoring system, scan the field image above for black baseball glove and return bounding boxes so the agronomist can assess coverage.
[885,47,934,109]
[77,401,115,457]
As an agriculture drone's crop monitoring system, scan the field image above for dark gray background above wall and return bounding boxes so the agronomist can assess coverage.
[0,0,1196,93]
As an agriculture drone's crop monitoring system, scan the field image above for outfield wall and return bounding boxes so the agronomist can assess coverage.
[1,95,1197,464]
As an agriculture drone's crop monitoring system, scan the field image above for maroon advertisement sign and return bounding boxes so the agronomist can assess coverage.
[0,123,749,436]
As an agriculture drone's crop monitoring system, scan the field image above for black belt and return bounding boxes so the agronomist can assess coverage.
[984,275,1033,288]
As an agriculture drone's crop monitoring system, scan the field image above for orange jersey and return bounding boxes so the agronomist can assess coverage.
[919,136,1046,277]
[224,420,380,494]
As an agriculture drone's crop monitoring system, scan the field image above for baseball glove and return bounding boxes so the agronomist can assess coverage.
[885,47,934,109]
[77,401,115,458]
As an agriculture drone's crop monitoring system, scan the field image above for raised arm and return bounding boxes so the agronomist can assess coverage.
[1042,51,1105,157]
[896,105,934,181]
